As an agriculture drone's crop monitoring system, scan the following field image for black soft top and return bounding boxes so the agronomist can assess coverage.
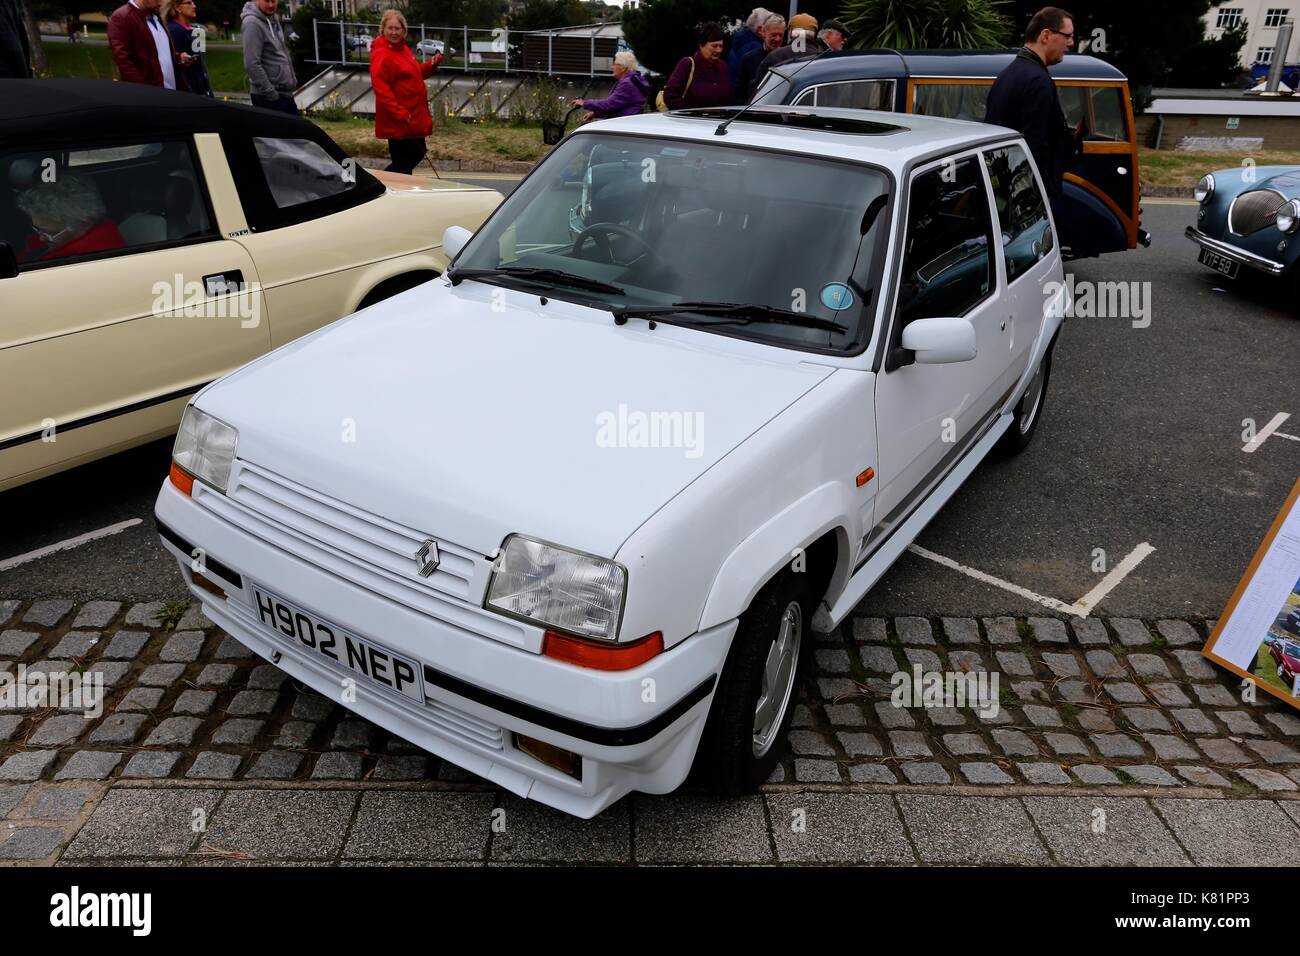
[0,79,382,232]
[0,79,332,146]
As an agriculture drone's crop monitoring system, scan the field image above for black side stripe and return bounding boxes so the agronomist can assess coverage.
[423,665,717,748]
[155,518,245,590]
[0,381,212,452]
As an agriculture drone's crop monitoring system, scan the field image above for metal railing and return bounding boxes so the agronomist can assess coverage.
[310,20,623,77]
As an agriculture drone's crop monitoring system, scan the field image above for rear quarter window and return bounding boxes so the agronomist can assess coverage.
[253,136,355,209]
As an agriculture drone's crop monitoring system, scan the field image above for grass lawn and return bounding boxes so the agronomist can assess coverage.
[1140,147,1300,189]
[39,40,251,92]
[312,116,551,165]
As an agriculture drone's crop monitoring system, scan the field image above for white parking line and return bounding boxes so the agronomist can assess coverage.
[906,541,1156,618]
[1243,412,1292,453]
[0,519,143,572]
[1071,542,1158,616]
[907,544,1077,615]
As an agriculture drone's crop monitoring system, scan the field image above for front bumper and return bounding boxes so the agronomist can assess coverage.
[1185,226,1287,276]
[154,478,735,818]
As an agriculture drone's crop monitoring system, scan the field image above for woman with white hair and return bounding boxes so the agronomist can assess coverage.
[569,51,650,120]
[17,173,125,263]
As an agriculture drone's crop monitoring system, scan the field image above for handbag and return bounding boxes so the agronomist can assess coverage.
[655,55,695,112]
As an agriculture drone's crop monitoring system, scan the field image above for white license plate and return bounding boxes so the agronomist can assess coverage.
[1199,247,1240,279]
[252,587,425,704]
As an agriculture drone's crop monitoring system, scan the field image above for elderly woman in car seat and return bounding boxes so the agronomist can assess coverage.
[569,51,651,120]
[16,173,126,262]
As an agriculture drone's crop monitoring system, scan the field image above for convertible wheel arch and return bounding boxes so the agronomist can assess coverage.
[355,269,441,312]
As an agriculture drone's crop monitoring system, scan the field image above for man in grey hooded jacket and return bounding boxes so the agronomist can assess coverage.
[241,0,297,113]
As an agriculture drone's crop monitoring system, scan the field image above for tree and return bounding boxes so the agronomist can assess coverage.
[1168,20,1247,88]
[621,0,738,75]
[508,0,595,32]
[406,0,501,28]
[838,0,1013,50]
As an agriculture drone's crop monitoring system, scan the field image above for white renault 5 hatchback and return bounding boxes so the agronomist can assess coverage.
[155,106,1068,818]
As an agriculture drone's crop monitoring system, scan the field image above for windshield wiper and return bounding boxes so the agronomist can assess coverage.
[447,266,626,297]
[613,300,848,334]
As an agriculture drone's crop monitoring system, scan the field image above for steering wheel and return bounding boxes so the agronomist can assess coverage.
[573,222,659,267]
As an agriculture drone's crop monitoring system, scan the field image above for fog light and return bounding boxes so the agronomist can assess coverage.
[191,570,226,600]
[515,734,581,778]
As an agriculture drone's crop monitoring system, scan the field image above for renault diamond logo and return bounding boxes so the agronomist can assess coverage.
[414,538,441,578]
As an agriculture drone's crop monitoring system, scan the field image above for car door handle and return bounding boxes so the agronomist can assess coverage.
[203,269,246,295]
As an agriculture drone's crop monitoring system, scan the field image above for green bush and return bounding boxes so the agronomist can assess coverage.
[839,0,1013,49]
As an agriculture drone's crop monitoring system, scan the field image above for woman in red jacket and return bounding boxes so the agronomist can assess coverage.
[370,10,441,175]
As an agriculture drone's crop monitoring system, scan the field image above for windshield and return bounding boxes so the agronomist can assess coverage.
[454,132,891,352]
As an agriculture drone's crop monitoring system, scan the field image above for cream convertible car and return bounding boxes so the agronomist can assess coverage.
[0,80,499,491]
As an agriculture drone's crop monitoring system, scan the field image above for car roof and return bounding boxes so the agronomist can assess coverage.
[1,78,331,148]
[583,105,1019,172]
[777,49,1128,84]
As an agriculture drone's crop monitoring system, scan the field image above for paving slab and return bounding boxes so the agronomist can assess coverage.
[488,794,631,863]
[1153,799,1300,866]
[65,788,221,858]
[1022,796,1190,866]
[767,793,913,864]
[201,789,356,860]
[633,795,772,864]
[343,791,495,861]
[897,794,1050,864]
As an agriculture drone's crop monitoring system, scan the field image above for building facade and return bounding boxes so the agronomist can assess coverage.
[1205,2,1298,65]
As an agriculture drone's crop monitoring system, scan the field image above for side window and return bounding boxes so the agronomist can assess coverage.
[1058,86,1127,141]
[806,80,895,110]
[895,157,994,327]
[983,145,1052,282]
[3,141,214,268]
[912,82,992,122]
[253,137,354,209]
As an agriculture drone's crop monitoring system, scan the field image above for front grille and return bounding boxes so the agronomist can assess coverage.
[228,461,487,603]
[193,461,531,649]
[1229,189,1287,235]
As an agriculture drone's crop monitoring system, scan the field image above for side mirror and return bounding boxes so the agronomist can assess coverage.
[0,241,16,280]
[900,317,977,364]
[442,225,472,263]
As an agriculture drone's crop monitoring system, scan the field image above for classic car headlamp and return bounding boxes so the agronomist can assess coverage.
[486,534,626,642]
[1277,199,1300,234]
[172,405,238,494]
[1194,174,1215,204]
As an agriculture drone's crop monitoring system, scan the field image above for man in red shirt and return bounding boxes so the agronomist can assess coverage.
[107,0,191,88]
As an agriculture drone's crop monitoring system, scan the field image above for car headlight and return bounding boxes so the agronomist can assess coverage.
[1194,174,1215,204]
[1278,198,1300,234]
[485,534,626,641]
[172,405,238,494]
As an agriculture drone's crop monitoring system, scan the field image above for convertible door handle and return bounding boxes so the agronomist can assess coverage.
[203,270,246,295]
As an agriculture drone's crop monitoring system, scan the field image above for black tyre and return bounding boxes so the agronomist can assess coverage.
[997,339,1054,456]
[690,572,810,794]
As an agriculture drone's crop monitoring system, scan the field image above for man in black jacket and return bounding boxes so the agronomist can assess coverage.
[985,7,1079,201]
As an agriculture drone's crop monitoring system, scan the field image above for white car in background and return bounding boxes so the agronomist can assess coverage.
[155,106,1067,818]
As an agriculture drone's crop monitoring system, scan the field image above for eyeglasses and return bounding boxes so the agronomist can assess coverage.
[1049,29,1075,40]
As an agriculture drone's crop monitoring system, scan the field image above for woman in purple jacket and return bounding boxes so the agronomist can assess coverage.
[570,51,651,120]
[662,22,732,110]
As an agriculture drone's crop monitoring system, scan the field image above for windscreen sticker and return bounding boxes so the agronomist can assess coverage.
[820,282,855,311]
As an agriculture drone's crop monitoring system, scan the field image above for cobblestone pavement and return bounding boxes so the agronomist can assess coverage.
[3,599,1300,864]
